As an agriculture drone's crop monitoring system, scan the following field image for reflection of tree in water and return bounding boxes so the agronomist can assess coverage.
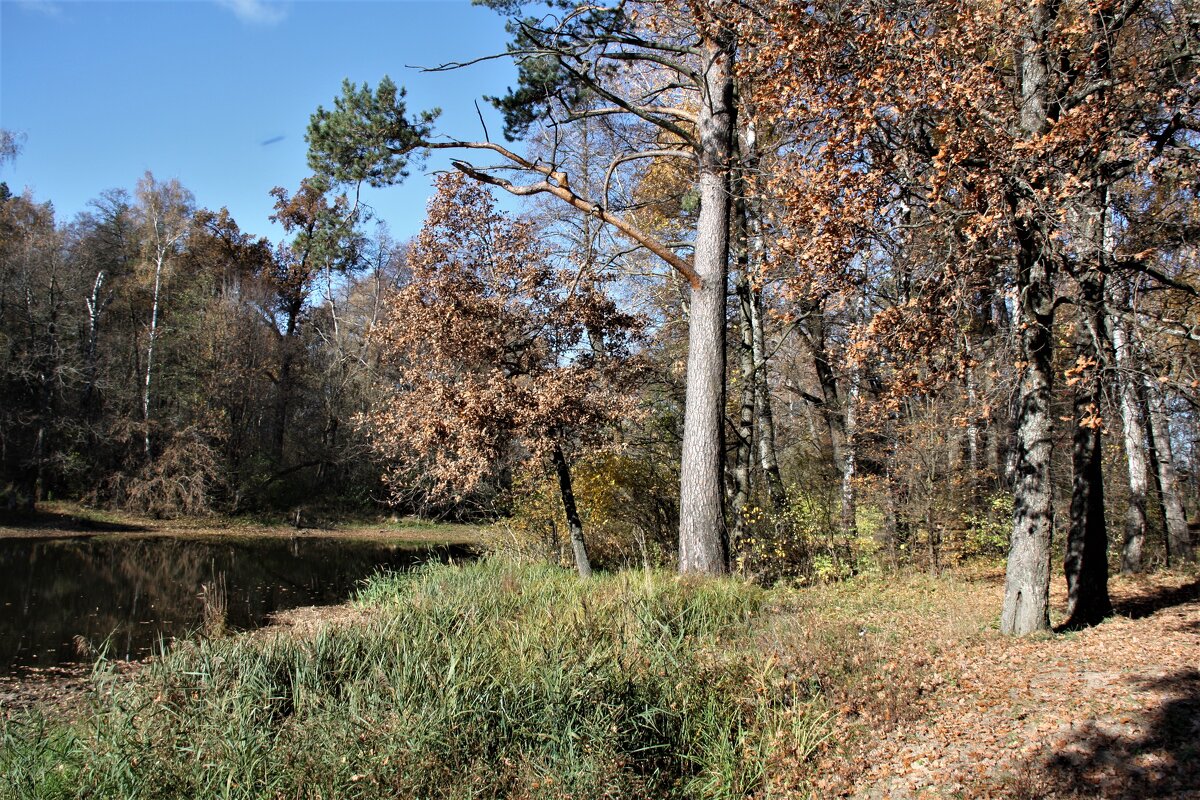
[0,537,465,671]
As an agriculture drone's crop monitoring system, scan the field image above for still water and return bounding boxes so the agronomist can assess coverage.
[0,535,469,673]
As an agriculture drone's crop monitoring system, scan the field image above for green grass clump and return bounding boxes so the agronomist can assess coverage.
[1,558,826,799]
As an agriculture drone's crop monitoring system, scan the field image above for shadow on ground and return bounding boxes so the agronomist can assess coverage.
[0,508,148,534]
[1111,579,1200,620]
[1043,669,1200,799]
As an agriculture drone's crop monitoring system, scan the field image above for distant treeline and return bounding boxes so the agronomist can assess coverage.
[0,170,408,517]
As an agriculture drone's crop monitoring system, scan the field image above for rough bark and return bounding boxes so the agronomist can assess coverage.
[1000,219,1056,636]
[677,33,734,575]
[1065,383,1110,626]
[1144,380,1195,564]
[1106,295,1149,574]
[552,444,592,578]
[1000,0,1057,636]
[749,284,787,510]
[731,271,756,552]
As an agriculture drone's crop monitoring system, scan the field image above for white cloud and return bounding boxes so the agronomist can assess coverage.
[215,0,287,26]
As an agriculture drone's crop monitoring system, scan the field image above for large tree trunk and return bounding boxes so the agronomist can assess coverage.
[1064,302,1111,628]
[1144,379,1195,564]
[1001,221,1056,636]
[1000,0,1057,636]
[1063,187,1114,627]
[1106,293,1149,574]
[678,33,734,575]
[552,444,592,578]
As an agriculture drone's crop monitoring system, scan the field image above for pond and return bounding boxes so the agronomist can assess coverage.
[0,534,471,674]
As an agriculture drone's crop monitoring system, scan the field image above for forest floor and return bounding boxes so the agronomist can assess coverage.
[798,565,1200,799]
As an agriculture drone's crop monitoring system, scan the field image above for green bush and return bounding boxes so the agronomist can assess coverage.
[961,492,1013,559]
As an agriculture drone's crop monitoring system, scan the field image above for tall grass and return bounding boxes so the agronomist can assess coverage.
[1,558,828,799]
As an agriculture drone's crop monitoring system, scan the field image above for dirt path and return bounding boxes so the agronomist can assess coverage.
[819,573,1200,799]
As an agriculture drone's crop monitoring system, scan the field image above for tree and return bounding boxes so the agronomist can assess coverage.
[0,190,84,505]
[738,0,1199,631]
[366,174,640,576]
[307,1,741,574]
[267,176,364,466]
[134,172,193,460]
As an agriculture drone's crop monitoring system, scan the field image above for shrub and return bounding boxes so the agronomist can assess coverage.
[961,491,1013,559]
[504,451,678,569]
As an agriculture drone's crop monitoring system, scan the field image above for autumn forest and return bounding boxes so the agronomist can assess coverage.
[2,0,1198,796]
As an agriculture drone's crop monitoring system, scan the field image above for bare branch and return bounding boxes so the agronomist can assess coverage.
[555,58,699,147]
[411,51,521,73]
[474,99,491,143]
[565,105,698,124]
[1112,257,1200,298]
[436,146,700,288]
[603,148,695,209]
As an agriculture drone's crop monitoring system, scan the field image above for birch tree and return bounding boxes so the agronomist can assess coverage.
[133,172,193,461]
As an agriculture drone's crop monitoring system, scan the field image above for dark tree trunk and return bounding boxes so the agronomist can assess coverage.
[1064,312,1111,628]
[731,265,756,553]
[750,284,787,510]
[808,310,855,537]
[678,32,735,575]
[1064,187,1113,628]
[552,444,591,578]
[273,301,303,465]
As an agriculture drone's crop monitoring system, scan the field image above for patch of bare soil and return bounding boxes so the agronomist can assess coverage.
[815,571,1200,799]
[0,661,144,721]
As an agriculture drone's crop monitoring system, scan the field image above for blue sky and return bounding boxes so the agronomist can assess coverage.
[0,0,518,240]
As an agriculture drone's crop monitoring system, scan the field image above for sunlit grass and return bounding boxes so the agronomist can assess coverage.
[0,558,829,800]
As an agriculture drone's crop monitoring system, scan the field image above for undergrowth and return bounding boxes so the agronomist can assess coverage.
[0,558,829,799]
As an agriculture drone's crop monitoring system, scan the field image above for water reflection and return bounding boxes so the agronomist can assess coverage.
[0,535,468,673]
